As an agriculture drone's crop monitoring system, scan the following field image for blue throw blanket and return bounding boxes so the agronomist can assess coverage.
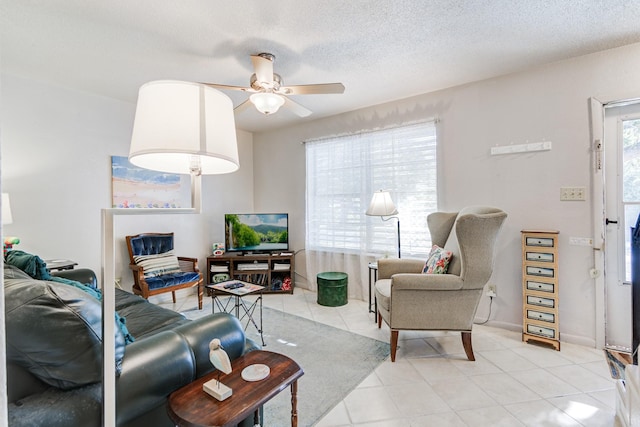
[5,250,134,344]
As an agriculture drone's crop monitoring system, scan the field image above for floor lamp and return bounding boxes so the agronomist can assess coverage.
[366,190,401,258]
[102,81,239,426]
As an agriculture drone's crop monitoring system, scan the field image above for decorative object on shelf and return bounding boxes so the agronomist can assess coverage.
[203,338,232,401]
[282,276,292,291]
[366,190,401,258]
[212,273,230,283]
[212,242,225,256]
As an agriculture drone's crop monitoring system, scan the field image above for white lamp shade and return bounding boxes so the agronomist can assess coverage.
[129,80,239,175]
[366,190,398,217]
[250,92,285,115]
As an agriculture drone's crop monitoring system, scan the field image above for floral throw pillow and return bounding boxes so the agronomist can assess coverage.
[422,245,453,274]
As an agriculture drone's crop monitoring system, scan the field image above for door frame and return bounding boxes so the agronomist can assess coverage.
[591,96,640,350]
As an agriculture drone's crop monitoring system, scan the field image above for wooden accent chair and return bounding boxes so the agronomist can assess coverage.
[374,206,507,362]
[126,232,204,310]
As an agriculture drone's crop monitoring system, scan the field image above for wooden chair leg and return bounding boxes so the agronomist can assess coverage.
[461,331,475,361]
[172,291,177,304]
[390,330,399,362]
[197,284,203,310]
[377,312,382,328]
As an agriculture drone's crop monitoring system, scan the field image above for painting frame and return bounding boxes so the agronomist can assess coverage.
[111,155,191,209]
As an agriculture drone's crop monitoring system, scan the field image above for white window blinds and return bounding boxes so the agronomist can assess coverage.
[305,121,438,258]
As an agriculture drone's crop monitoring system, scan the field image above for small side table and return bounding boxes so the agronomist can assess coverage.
[45,259,78,271]
[167,350,304,427]
[207,280,265,347]
[368,262,378,321]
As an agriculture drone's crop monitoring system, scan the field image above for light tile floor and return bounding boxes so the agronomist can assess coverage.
[155,287,616,427]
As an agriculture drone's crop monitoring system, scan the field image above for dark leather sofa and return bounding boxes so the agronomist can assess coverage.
[5,264,259,426]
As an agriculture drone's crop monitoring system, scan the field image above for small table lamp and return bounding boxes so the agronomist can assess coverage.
[366,190,401,258]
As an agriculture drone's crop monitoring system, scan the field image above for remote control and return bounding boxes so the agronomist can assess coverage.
[224,282,245,289]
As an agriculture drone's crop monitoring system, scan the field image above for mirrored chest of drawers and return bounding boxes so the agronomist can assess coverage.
[521,230,560,351]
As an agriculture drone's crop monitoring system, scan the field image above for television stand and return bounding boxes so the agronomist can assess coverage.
[206,253,294,294]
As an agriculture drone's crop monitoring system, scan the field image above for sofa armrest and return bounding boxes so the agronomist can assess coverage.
[172,313,247,378]
[116,330,195,426]
[244,337,262,354]
[51,268,97,288]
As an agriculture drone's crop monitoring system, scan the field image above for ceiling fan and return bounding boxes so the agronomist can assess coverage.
[202,53,345,117]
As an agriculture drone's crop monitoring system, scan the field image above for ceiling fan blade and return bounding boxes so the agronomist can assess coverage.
[282,96,312,117]
[279,83,345,95]
[233,98,254,114]
[201,83,255,92]
[251,54,274,85]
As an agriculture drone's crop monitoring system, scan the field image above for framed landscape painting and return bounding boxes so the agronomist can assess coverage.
[111,156,191,208]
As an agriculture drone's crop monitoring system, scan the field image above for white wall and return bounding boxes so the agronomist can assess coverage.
[253,42,640,347]
[5,41,640,347]
[1,74,255,292]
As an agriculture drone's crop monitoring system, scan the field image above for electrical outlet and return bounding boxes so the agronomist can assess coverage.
[569,237,593,246]
[486,284,496,298]
[560,187,586,201]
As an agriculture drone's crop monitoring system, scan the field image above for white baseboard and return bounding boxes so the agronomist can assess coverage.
[473,319,598,349]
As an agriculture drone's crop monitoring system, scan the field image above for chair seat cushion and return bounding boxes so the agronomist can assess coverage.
[374,279,391,312]
[144,271,201,290]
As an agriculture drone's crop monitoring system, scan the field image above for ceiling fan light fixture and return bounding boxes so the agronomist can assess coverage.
[250,92,285,115]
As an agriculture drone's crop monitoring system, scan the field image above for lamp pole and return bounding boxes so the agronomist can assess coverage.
[396,218,401,259]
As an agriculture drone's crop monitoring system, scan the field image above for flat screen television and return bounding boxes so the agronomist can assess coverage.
[224,213,289,253]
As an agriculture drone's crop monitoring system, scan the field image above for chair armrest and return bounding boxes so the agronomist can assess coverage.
[178,256,200,273]
[391,273,464,291]
[378,258,424,279]
[116,330,194,425]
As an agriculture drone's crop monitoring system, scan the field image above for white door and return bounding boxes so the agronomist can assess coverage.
[604,102,640,351]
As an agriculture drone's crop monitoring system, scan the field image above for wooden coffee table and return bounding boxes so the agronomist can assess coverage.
[167,350,304,427]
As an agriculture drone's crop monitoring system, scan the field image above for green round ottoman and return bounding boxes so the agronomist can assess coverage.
[317,272,348,307]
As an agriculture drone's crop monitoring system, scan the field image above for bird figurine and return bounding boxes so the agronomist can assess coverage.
[203,338,233,400]
[209,338,232,374]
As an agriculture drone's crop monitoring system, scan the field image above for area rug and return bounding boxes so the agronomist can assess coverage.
[182,305,390,426]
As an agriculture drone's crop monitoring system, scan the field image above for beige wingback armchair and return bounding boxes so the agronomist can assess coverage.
[374,206,507,362]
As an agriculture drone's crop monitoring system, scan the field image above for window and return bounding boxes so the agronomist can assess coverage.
[305,121,438,258]
[622,117,640,282]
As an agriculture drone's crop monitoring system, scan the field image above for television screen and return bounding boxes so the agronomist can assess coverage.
[224,213,289,253]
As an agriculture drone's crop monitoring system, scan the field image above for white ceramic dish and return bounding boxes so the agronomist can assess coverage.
[241,364,270,381]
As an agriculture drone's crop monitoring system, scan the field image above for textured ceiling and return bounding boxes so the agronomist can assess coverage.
[2,0,640,132]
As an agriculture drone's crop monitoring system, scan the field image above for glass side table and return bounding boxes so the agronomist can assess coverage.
[206,280,265,346]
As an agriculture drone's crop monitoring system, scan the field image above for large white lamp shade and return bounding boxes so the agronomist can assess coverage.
[129,80,239,175]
